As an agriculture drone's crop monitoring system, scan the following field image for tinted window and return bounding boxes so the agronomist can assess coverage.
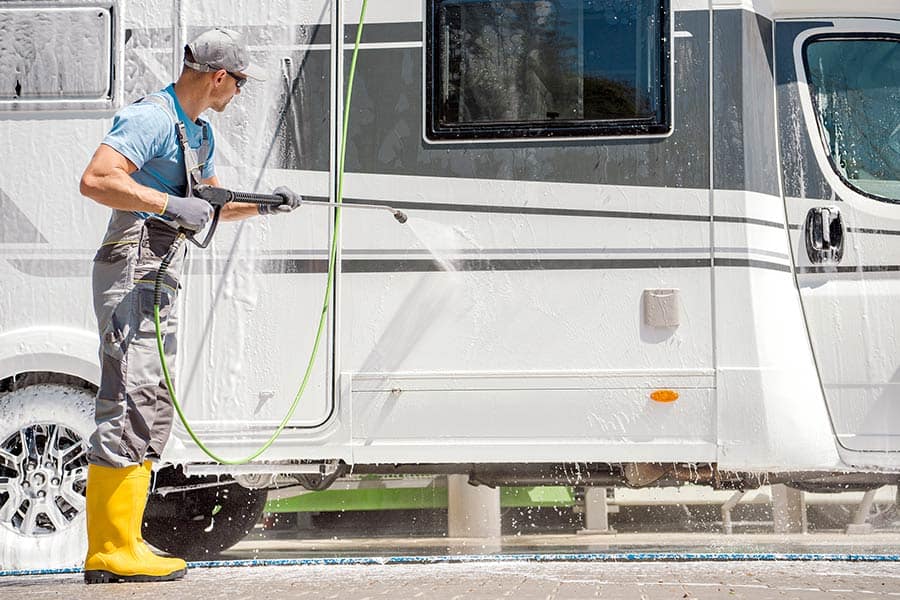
[805,37,900,201]
[0,4,114,108]
[427,0,670,140]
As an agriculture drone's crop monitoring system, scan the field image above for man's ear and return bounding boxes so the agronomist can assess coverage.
[213,69,228,87]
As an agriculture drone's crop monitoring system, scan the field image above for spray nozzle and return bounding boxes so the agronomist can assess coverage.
[393,210,408,224]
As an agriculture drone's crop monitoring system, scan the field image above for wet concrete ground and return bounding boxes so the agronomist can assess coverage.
[2,560,899,599]
[2,532,899,599]
[223,530,900,561]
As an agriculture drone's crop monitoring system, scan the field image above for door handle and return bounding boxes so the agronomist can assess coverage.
[805,206,844,264]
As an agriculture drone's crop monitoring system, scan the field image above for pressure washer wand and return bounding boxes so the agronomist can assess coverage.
[304,199,408,223]
[194,183,408,224]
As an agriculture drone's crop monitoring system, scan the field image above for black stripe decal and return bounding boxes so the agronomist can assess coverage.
[253,257,712,274]
[714,258,792,273]
[789,223,900,235]
[799,264,900,274]
[347,258,712,273]
[847,227,900,237]
[789,224,900,237]
[713,215,785,229]
[326,198,783,228]
[321,197,712,223]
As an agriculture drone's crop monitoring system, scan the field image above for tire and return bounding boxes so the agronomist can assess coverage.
[0,384,94,570]
[143,467,267,560]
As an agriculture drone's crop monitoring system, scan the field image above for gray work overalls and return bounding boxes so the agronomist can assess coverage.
[88,93,210,468]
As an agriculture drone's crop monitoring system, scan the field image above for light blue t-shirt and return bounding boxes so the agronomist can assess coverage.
[102,84,216,202]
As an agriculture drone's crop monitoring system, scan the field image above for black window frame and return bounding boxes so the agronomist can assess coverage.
[425,0,672,141]
[801,32,900,205]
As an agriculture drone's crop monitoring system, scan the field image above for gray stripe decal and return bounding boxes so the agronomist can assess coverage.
[713,10,780,196]
[9,257,797,277]
[6,259,88,277]
[309,24,331,45]
[0,189,48,244]
[715,247,789,260]
[344,22,421,44]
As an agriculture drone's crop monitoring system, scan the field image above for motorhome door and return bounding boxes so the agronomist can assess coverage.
[176,3,337,450]
[777,18,900,453]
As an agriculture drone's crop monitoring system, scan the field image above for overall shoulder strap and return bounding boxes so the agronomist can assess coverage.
[140,93,178,123]
[196,122,211,177]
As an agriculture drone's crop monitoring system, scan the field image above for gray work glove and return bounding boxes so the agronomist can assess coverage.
[163,194,214,231]
[260,186,303,215]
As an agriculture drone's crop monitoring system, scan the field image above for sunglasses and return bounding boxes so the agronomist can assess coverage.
[227,72,247,88]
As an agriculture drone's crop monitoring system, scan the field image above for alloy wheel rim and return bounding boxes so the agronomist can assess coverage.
[0,423,88,536]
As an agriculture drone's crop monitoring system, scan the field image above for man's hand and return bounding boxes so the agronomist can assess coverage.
[260,186,303,215]
[163,194,214,231]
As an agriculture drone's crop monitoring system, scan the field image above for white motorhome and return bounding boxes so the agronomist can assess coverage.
[1,0,898,567]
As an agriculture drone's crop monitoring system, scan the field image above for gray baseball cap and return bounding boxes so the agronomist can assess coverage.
[184,28,266,81]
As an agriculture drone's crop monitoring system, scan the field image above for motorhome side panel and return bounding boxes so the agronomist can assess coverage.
[337,1,718,464]
[2,0,897,474]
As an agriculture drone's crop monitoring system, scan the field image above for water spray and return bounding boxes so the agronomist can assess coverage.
[152,0,374,464]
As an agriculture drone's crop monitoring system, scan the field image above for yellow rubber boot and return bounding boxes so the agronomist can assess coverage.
[84,462,187,584]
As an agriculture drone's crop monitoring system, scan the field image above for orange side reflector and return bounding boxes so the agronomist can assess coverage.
[651,390,679,403]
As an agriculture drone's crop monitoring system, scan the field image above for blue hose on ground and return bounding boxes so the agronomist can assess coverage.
[3,552,899,577]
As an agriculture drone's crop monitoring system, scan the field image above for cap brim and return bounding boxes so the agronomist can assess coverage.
[237,63,266,81]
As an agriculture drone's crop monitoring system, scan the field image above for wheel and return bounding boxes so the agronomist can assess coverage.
[0,384,94,570]
[143,467,268,560]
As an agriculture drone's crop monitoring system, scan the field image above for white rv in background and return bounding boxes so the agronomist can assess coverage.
[1,0,899,567]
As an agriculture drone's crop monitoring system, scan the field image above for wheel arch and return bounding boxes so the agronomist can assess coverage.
[0,326,99,391]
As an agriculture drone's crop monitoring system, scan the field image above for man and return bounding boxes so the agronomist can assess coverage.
[79,28,300,584]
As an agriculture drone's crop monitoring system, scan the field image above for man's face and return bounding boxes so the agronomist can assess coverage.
[209,71,243,112]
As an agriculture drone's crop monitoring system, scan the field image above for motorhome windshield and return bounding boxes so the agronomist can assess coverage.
[805,37,900,201]
[429,0,668,139]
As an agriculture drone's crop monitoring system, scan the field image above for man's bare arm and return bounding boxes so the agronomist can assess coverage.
[80,144,168,214]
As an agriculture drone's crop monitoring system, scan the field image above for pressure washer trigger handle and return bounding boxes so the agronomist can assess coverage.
[185,204,223,249]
